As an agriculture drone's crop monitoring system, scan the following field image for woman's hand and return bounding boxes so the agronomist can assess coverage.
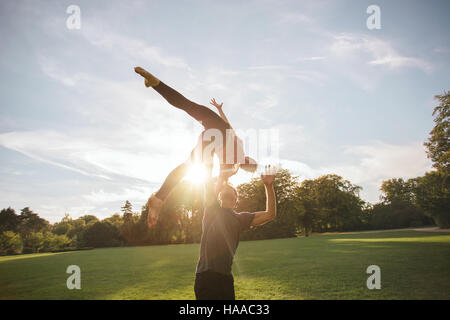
[210,98,223,110]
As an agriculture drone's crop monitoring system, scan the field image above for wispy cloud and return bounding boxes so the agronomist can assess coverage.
[296,56,326,61]
[331,34,433,73]
[1,0,446,223]
[321,140,432,202]
[275,12,313,25]
[83,186,151,204]
[83,27,190,70]
[272,140,432,203]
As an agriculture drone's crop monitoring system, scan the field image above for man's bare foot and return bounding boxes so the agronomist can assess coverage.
[134,66,160,87]
[146,194,163,228]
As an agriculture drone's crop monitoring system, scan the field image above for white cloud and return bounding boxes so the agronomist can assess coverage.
[296,56,326,61]
[288,70,329,87]
[271,140,432,203]
[83,186,151,204]
[321,140,432,202]
[331,34,433,73]
[0,128,201,184]
[275,12,313,25]
[84,29,189,70]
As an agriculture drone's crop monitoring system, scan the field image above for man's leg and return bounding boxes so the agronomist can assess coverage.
[194,271,235,300]
[135,67,229,132]
[221,274,236,300]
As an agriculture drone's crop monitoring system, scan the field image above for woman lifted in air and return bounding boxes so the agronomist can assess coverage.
[134,66,257,227]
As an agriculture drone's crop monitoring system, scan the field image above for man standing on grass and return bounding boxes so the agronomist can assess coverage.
[194,164,277,300]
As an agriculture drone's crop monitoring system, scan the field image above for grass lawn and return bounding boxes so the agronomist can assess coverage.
[0,230,449,299]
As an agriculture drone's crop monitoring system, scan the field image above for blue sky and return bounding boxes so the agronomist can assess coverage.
[1,0,449,222]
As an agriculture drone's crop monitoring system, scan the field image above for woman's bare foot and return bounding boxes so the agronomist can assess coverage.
[134,66,160,87]
[146,194,164,228]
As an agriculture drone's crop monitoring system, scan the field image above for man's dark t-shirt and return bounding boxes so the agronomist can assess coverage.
[195,179,255,276]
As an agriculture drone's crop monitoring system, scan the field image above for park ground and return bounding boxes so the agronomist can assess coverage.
[0,228,449,299]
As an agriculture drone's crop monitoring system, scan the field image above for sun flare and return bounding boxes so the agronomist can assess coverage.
[185,163,207,184]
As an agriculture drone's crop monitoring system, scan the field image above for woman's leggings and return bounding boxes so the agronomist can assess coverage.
[153,81,231,132]
[152,81,225,201]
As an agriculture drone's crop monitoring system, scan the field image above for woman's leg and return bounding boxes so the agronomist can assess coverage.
[147,136,214,227]
[147,160,189,227]
[135,67,229,132]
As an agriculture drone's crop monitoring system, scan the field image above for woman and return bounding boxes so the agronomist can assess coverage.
[134,66,257,227]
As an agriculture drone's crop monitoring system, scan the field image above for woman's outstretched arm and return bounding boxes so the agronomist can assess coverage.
[210,98,233,130]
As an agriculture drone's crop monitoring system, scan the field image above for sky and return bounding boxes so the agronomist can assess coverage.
[0,0,449,223]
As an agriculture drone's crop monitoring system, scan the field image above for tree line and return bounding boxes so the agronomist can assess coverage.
[0,92,448,255]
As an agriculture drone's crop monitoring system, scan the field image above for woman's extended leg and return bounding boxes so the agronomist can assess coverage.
[135,67,229,132]
[147,160,189,228]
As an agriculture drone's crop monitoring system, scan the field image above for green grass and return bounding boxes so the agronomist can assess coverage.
[1,230,449,299]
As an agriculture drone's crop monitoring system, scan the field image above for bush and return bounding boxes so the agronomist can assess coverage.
[42,232,71,252]
[0,231,23,255]
[23,232,44,253]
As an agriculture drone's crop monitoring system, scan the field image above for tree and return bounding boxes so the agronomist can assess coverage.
[369,202,430,229]
[121,201,133,220]
[52,214,74,236]
[0,207,20,233]
[293,180,317,236]
[17,207,49,235]
[293,174,366,234]
[377,178,431,229]
[415,90,450,228]
[83,221,123,248]
[424,91,449,172]
[121,201,138,244]
[237,169,299,240]
[78,215,99,225]
[380,178,415,204]
[103,214,124,229]
[413,171,450,228]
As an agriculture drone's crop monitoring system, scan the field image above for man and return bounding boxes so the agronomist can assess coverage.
[194,164,277,300]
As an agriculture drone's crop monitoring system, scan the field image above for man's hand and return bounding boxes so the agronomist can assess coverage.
[250,165,277,227]
[261,165,277,185]
[210,98,223,110]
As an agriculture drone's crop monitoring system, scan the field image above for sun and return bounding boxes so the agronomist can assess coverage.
[185,163,207,184]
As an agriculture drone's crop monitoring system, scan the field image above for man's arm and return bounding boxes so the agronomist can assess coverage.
[251,167,277,227]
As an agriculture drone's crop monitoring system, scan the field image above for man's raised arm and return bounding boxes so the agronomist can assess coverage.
[251,166,277,227]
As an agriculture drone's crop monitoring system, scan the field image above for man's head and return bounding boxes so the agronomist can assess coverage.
[218,183,238,209]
